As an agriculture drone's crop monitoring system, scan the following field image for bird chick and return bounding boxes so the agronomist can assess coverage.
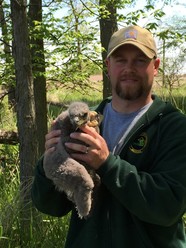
[68,102,102,131]
[43,101,102,218]
[68,101,90,129]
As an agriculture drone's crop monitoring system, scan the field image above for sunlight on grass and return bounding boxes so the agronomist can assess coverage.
[152,84,186,114]
[46,81,103,121]
[47,81,103,106]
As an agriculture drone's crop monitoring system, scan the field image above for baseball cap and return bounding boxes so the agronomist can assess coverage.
[107,25,157,59]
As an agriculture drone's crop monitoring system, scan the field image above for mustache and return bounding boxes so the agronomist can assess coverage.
[119,76,139,81]
[119,73,139,81]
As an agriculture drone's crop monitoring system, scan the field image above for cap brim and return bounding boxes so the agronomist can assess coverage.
[107,40,156,59]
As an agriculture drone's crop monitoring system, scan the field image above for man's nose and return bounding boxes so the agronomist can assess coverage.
[122,60,135,71]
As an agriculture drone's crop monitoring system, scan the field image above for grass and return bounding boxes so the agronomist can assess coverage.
[0,143,70,247]
[153,74,186,113]
[153,84,186,114]
[0,80,186,247]
[47,81,103,105]
[46,82,103,122]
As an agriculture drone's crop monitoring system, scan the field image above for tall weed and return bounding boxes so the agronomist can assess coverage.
[153,85,186,114]
[0,144,70,247]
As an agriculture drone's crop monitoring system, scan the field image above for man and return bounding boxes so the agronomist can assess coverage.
[31,25,186,247]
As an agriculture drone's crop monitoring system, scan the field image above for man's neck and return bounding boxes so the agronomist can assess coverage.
[111,94,153,114]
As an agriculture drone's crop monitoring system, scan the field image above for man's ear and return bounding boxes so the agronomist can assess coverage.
[105,57,109,66]
[154,58,160,76]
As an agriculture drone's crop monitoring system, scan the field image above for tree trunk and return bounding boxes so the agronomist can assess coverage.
[10,0,38,245]
[99,0,117,99]
[28,0,47,157]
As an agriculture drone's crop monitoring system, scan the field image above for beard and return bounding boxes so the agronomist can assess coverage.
[115,79,152,101]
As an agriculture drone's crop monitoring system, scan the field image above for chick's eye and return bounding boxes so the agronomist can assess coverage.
[81,113,88,119]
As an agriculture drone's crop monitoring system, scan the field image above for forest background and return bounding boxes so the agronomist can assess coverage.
[0,0,185,247]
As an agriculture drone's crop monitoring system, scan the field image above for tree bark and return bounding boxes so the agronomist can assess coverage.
[99,0,117,99]
[28,0,47,157]
[11,0,38,245]
[11,0,38,182]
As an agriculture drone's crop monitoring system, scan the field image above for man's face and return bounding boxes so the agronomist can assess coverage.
[106,44,160,101]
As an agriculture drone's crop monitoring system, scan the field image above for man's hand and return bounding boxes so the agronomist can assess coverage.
[45,120,61,154]
[65,125,109,170]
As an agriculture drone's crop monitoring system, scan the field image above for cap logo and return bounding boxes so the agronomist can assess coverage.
[124,30,137,40]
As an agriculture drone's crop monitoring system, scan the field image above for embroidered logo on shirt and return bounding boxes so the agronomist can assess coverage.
[129,132,148,154]
[124,30,137,40]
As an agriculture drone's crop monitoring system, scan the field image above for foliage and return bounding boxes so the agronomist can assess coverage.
[0,0,185,94]
[158,58,185,91]
[42,0,102,92]
[0,0,185,97]
[0,1,15,88]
